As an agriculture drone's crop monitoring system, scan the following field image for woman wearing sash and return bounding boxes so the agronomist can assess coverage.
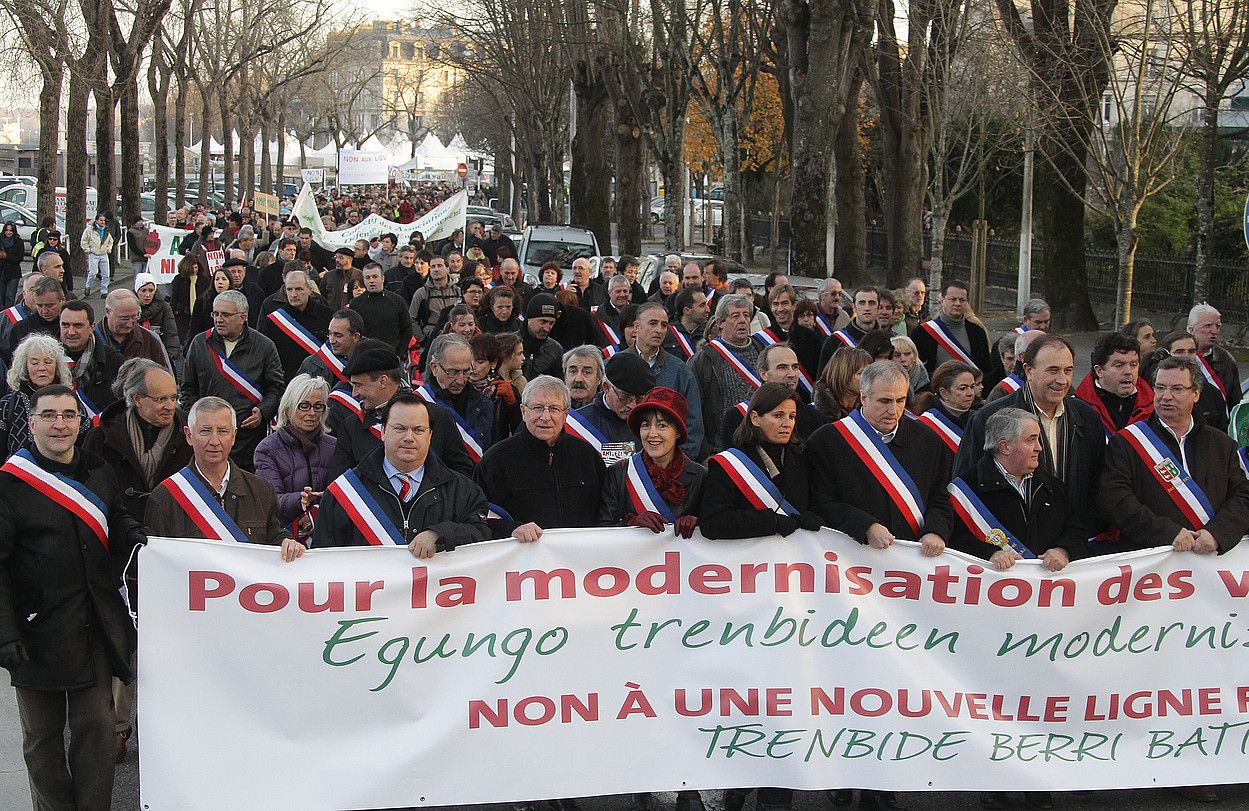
[0,335,80,457]
[912,361,979,452]
[598,387,704,535]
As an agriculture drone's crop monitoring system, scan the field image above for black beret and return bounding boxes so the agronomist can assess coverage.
[605,352,656,396]
[334,247,354,257]
[342,339,402,376]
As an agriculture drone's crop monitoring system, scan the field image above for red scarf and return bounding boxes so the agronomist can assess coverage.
[643,452,686,507]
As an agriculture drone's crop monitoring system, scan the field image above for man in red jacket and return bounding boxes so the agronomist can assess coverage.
[1074,331,1153,437]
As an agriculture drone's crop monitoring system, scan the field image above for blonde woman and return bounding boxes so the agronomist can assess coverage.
[253,374,336,541]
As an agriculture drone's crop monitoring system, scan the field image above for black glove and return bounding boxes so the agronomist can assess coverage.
[0,640,28,670]
[798,511,824,531]
[773,514,799,537]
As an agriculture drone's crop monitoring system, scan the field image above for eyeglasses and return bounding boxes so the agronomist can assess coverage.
[210,311,243,319]
[296,402,327,412]
[35,411,80,423]
[525,404,567,415]
[436,366,472,378]
[1156,385,1197,396]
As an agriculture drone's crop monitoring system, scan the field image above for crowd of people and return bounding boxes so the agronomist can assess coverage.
[0,190,1246,810]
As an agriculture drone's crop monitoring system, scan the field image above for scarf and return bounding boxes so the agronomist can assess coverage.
[286,425,322,456]
[127,408,175,488]
[642,451,687,507]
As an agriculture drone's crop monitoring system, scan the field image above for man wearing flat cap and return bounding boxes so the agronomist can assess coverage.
[326,338,474,480]
[572,352,655,466]
[520,292,564,379]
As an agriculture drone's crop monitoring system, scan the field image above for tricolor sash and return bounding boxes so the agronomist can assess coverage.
[668,324,695,359]
[596,319,621,347]
[708,338,762,389]
[704,289,716,310]
[813,312,835,337]
[564,409,608,453]
[1198,354,1228,409]
[733,399,749,418]
[329,385,364,421]
[917,408,962,452]
[325,469,405,546]
[752,328,783,346]
[624,453,678,522]
[415,385,485,462]
[1012,324,1029,335]
[831,329,858,348]
[266,308,321,356]
[1238,447,1249,479]
[203,330,262,405]
[1,449,109,548]
[315,343,348,383]
[947,476,1036,559]
[1120,422,1214,529]
[73,384,101,427]
[602,344,621,360]
[920,319,977,367]
[159,465,248,543]
[833,410,926,535]
[3,303,28,325]
[368,422,383,440]
[997,374,1023,395]
[708,448,799,517]
[487,502,513,521]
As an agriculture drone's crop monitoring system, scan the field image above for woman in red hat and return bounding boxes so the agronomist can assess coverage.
[598,386,705,537]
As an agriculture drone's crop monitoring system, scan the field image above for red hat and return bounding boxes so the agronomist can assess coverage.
[627,386,689,445]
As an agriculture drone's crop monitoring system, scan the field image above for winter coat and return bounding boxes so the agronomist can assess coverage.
[140,295,181,359]
[699,443,816,540]
[326,388,474,481]
[0,234,25,281]
[257,300,334,385]
[80,401,193,524]
[180,326,285,424]
[253,427,337,524]
[79,225,114,256]
[144,463,290,546]
[170,272,212,343]
[598,455,706,526]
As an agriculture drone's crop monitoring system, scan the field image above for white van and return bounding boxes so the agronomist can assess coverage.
[0,185,99,223]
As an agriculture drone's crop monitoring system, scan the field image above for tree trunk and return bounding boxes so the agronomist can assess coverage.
[219,92,235,207]
[1115,216,1139,325]
[94,84,116,215]
[147,56,170,225]
[833,88,867,284]
[1036,140,1098,329]
[197,89,212,206]
[929,206,949,294]
[35,62,63,224]
[173,78,187,209]
[569,58,612,251]
[260,113,274,196]
[275,109,287,196]
[615,127,644,256]
[1193,86,1218,304]
[118,75,143,225]
[879,117,925,288]
[718,117,742,260]
[661,133,686,251]
[66,69,93,281]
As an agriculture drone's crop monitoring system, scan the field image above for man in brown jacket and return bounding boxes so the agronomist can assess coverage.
[96,289,172,372]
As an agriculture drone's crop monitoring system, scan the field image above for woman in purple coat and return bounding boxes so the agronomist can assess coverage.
[254,374,336,542]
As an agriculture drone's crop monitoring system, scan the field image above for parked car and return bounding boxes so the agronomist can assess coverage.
[0,200,42,242]
[517,224,600,279]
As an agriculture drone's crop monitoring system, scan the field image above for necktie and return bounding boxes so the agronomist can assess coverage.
[398,473,412,501]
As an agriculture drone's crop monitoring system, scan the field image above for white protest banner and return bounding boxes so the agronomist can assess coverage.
[300,168,324,185]
[291,183,467,249]
[337,149,389,185]
[145,224,190,283]
[140,530,1249,810]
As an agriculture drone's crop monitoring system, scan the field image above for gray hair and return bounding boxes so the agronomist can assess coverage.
[105,288,140,311]
[562,344,605,377]
[1022,298,1050,318]
[714,293,754,322]
[635,301,667,322]
[984,407,1041,453]
[1013,330,1040,356]
[187,396,237,432]
[1155,354,1203,392]
[276,374,330,430]
[821,278,843,294]
[1187,303,1219,330]
[889,335,918,357]
[664,254,681,267]
[521,374,572,410]
[35,252,62,273]
[237,225,255,241]
[857,359,909,394]
[8,334,71,390]
[114,357,168,403]
[608,274,632,292]
[500,258,519,273]
[284,269,311,287]
[215,289,249,315]
[30,275,63,298]
[428,333,472,369]
[659,270,679,287]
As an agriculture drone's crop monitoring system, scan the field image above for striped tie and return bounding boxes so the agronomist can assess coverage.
[398,474,412,501]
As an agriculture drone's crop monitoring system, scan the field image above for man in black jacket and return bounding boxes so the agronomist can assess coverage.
[258,270,334,384]
[351,263,413,357]
[0,384,147,808]
[475,375,606,541]
[4,275,63,365]
[908,280,993,377]
[1188,303,1239,433]
[59,301,123,418]
[315,393,489,554]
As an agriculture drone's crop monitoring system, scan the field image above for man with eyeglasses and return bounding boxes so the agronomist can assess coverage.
[0,383,147,806]
[421,334,496,455]
[181,290,285,471]
[574,351,656,466]
[3,275,65,365]
[59,300,123,419]
[314,393,489,555]
[475,375,606,541]
[95,289,171,371]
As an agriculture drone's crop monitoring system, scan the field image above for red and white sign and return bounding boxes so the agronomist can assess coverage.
[457,163,468,178]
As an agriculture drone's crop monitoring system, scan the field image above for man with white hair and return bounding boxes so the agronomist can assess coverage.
[1016,298,1051,333]
[95,289,170,371]
[570,257,606,310]
[986,330,1044,402]
[258,269,334,384]
[1187,303,1238,433]
[812,277,852,338]
[688,293,765,458]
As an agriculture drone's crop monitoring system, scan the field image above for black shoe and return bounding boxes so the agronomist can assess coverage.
[1024,791,1053,809]
[676,791,706,811]
[828,790,853,808]
[979,792,1009,810]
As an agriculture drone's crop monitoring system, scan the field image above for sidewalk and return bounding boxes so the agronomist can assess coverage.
[0,688,29,807]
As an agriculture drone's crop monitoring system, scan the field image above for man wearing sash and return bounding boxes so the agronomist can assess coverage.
[563,345,605,409]
[575,352,656,465]
[985,330,1042,403]
[315,393,489,554]
[60,301,123,419]
[97,289,172,371]
[806,361,954,554]
[326,340,473,480]
[812,278,852,338]
[145,397,302,559]
[662,288,708,360]
[181,290,285,471]
[719,344,824,449]
[476,376,606,541]
[424,334,496,454]
[298,308,363,391]
[0,272,36,353]
[3,275,63,365]
[947,408,1084,570]
[258,269,333,384]
[1188,304,1239,433]
[0,384,147,808]
[1100,355,1249,554]
[689,294,763,459]
[1074,331,1153,435]
[630,302,704,456]
[816,285,882,373]
[908,280,992,377]
[592,276,633,349]
[763,284,823,387]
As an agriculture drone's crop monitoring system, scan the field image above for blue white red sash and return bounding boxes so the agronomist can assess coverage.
[708,338,762,389]
[1198,353,1228,407]
[733,399,749,418]
[814,312,835,337]
[325,469,405,546]
[704,288,716,310]
[920,319,976,367]
[753,328,783,346]
[1012,324,1029,335]
[1,449,109,548]
[1120,422,1214,529]
[831,329,857,348]
[833,410,926,535]
[917,408,962,452]
[159,465,248,542]
[487,502,512,521]
[202,330,262,405]
[602,344,621,360]
[3,303,28,325]
[564,408,608,453]
[415,385,485,462]
[997,374,1023,395]
[708,448,799,516]
[668,324,695,359]
[597,319,621,346]
[73,384,101,427]
[624,453,678,522]
[329,385,364,420]
[315,343,348,382]
[947,476,1036,559]
[266,308,321,356]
